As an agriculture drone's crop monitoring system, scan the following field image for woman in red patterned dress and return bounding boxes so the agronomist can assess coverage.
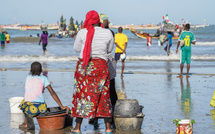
[71,10,114,133]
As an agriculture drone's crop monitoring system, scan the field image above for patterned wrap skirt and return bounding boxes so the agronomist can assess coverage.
[18,99,47,117]
[71,58,112,118]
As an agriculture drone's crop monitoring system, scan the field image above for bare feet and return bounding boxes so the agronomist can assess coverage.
[186,75,190,78]
[168,52,172,56]
[177,75,183,78]
[105,129,113,132]
[71,129,81,133]
[121,74,123,78]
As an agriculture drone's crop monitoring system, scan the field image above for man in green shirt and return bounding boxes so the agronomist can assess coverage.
[176,24,196,78]
[0,32,5,46]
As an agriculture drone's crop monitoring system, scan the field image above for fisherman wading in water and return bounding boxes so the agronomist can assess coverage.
[39,31,49,55]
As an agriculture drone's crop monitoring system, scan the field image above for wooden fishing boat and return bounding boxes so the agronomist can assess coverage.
[2,23,59,30]
[130,29,179,40]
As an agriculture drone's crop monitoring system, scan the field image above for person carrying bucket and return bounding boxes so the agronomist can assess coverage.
[18,61,68,130]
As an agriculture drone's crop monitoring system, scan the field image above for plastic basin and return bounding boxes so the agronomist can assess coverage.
[36,107,69,130]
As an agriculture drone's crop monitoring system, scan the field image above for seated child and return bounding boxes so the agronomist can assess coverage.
[18,61,68,130]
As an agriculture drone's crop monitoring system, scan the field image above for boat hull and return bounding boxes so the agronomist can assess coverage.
[130,29,179,40]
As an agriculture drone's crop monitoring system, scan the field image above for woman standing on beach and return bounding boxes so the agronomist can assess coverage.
[71,10,114,133]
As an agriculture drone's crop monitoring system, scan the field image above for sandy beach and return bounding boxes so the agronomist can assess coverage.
[1,69,215,134]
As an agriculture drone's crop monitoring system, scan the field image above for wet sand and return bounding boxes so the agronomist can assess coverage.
[11,37,61,43]
[1,70,215,134]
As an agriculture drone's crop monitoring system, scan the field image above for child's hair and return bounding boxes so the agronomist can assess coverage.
[30,61,42,76]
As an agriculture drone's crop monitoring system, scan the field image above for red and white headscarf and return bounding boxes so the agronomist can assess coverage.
[82,10,101,69]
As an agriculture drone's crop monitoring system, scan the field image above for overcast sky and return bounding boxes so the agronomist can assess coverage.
[1,0,213,25]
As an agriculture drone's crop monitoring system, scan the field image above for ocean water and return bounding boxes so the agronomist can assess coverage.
[1,25,215,74]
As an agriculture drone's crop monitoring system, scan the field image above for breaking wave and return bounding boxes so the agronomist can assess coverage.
[195,42,215,46]
[0,54,215,62]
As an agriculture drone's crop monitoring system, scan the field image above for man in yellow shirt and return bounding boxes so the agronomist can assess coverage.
[115,27,128,78]
[5,32,10,44]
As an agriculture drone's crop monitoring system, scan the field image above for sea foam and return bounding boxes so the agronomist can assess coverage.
[0,54,215,62]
